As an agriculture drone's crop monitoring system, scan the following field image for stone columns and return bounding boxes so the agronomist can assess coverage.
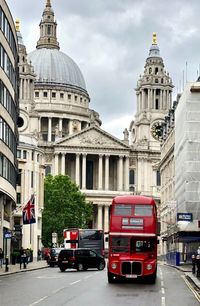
[148,88,151,109]
[136,93,139,113]
[61,153,65,175]
[160,90,163,109]
[124,156,130,191]
[118,156,123,191]
[153,89,155,109]
[75,153,80,186]
[82,153,87,189]
[69,120,73,135]
[54,153,59,175]
[105,155,109,190]
[48,118,52,142]
[38,118,41,133]
[98,154,103,190]
[104,205,109,232]
[97,204,103,230]
[163,90,166,109]
[141,89,145,110]
[59,118,62,133]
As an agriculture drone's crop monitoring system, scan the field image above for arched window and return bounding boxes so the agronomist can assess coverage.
[129,170,135,185]
[47,25,51,35]
[45,165,51,176]
[155,67,158,75]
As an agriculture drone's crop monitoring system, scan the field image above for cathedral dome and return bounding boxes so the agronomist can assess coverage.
[28,48,87,91]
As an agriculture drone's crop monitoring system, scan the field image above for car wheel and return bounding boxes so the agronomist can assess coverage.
[60,267,66,272]
[98,261,105,271]
[77,263,84,271]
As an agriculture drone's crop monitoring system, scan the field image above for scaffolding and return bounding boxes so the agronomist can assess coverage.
[175,82,200,231]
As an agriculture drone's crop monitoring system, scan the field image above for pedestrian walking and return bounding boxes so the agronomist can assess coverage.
[0,248,4,268]
[37,249,41,261]
[192,254,196,274]
[196,254,200,278]
[197,246,200,255]
[20,247,27,269]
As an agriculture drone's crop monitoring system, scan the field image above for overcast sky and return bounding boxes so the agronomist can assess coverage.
[7,0,200,139]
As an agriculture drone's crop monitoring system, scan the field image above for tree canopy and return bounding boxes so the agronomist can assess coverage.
[42,174,93,247]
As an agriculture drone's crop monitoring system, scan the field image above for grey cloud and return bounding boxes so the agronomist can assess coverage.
[7,0,200,137]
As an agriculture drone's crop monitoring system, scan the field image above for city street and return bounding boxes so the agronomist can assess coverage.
[0,263,199,306]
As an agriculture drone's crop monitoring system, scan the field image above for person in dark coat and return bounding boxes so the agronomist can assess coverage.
[20,247,27,269]
[192,254,196,274]
[196,254,200,278]
[0,248,4,268]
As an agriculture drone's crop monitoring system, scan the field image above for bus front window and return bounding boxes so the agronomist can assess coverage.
[111,237,129,253]
[134,239,155,252]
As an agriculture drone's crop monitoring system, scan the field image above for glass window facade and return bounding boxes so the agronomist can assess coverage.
[0,152,16,187]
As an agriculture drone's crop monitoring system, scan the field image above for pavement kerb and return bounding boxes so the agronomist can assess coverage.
[164,262,200,300]
[0,265,48,277]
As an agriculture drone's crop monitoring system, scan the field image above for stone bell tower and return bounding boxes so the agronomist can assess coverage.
[37,0,59,50]
[129,33,174,199]
[131,33,174,148]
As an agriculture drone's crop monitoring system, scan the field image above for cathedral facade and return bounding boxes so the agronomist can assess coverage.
[15,0,173,254]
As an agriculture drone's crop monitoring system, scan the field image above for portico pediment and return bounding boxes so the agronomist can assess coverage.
[55,126,130,150]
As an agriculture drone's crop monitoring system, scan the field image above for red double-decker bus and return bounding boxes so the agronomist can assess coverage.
[107,195,157,283]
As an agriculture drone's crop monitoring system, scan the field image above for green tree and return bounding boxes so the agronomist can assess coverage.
[42,174,93,247]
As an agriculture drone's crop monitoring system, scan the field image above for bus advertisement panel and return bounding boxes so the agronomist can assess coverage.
[63,228,105,256]
[107,195,157,283]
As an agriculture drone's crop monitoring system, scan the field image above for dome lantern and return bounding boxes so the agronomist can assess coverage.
[37,0,59,50]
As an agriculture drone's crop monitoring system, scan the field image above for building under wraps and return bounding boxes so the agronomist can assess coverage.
[175,82,200,253]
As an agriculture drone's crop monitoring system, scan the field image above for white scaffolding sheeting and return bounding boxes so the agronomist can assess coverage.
[175,83,200,225]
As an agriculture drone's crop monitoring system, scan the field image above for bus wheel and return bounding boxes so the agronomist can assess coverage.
[148,271,157,284]
[98,262,105,271]
[77,263,84,271]
[107,272,115,283]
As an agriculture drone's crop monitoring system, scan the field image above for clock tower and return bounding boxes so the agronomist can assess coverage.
[130,33,173,149]
[129,33,173,200]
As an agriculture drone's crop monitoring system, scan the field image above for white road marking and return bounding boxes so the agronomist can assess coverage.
[161,287,165,295]
[70,279,81,285]
[37,275,64,279]
[28,296,48,306]
[52,287,65,294]
[159,266,166,306]
[84,274,93,279]
[161,296,165,306]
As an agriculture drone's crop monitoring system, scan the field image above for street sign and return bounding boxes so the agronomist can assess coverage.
[177,213,193,222]
[52,232,57,244]
[4,231,12,239]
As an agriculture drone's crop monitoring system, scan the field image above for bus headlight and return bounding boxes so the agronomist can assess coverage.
[146,264,152,270]
[111,263,117,269]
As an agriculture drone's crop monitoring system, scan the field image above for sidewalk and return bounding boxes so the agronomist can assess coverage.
[164,262,200,299]
[0,260,48,276]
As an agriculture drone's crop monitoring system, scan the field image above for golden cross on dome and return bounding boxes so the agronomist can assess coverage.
[46,0,51,6]
[152,32,157,45]
[15,19,20,31]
